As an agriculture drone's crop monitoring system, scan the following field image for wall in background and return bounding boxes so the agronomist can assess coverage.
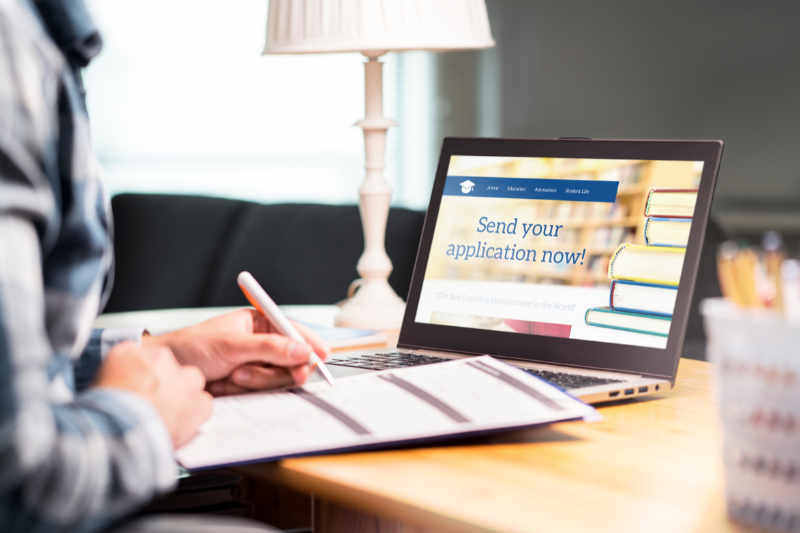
[435,0,800,235]
[85,0,800,226]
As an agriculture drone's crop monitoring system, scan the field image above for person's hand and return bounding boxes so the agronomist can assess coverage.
[93,341,212,448]
[142,309,331,396]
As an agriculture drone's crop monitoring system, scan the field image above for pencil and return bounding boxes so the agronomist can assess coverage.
[762,231,785,312]
[734,248,765,308]
[717,242,746,306]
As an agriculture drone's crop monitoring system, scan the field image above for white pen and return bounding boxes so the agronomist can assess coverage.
[237,271,336,386]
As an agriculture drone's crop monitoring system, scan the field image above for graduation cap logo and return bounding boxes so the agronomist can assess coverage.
[460,180,475,194]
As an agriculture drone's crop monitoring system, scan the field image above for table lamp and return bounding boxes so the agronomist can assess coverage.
[263,0,495,329]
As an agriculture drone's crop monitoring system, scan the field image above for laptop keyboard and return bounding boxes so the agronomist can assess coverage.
[521,369,624,390]
[327,352,450,370]
[327,352,625,390]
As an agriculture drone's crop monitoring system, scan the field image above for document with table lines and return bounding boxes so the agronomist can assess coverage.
[177,356,598,469]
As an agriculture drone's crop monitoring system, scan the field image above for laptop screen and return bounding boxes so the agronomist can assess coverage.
[413,155,704,350]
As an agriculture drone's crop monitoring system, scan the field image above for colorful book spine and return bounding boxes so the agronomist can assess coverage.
[584,307,671,337]
[586,186,694,337]
[607,244,685,286]
[644,217,692,247]
[609,280,678,317]
[643,188,698,219]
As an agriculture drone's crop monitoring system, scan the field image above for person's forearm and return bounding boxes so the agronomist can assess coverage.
[0,218,175,532]
[1,389,176,532]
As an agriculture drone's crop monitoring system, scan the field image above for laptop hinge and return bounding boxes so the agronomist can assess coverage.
[396,343,667,380]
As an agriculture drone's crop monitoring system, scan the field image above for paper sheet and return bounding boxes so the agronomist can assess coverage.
[177,356,598,469]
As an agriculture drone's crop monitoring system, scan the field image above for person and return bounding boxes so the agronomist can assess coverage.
[0,0,330,531]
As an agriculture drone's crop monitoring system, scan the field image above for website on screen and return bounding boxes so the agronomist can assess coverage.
[414,155,704,349]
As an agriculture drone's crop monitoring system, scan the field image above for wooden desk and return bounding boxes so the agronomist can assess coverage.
[96,307,754,533]
[241,358,762,533]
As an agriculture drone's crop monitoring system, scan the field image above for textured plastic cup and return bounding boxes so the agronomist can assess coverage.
[702,299,800,531]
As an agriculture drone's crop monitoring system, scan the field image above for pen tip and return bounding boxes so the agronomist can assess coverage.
[318,365,336,386]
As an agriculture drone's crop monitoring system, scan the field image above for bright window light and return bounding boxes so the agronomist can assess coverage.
[83,0,435,208]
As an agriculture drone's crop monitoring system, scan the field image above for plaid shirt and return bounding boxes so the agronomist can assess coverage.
[0,0,175,531]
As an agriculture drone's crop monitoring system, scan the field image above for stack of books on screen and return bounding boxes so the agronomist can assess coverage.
[644,189,697,247]
[585,189,697,337]
[644,189,697,219]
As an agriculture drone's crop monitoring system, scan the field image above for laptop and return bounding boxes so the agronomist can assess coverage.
[327,138,723,404]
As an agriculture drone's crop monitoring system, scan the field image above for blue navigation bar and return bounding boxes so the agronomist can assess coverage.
[444,175,619,203]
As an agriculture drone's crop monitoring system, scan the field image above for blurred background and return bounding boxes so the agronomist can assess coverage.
[83,0,437,209]
[84,0,800,357]
[85,0,800,240]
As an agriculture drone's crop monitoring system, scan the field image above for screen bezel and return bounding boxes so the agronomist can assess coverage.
[398,138,723,382]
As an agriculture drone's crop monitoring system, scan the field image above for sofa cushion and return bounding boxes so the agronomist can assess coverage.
[104,194,425,312]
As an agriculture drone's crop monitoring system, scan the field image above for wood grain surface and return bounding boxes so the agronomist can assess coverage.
[95,307,757,532]
[241,359,764,533]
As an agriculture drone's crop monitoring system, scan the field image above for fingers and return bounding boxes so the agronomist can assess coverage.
[142,344,179,369]
[230,364,297,389]
[248,309,272,334]
[96,342,159,392]
[287,364,313,385]
[145,345,207,390]
[180,364,207,391]
[246,310,331,362]
[169,367,212,447]
[174,390,213,448]
[223,333,313,367]
[208,363,313,396]
[207,380,249,397]
[102,342,213,448]
[290,320,331,362]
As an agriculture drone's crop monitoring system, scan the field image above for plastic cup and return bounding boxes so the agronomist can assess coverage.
[702,299,800,531]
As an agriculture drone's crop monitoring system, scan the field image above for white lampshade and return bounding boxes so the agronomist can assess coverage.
[263,0,495,55]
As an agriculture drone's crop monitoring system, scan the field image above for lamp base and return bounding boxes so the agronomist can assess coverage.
[334,278,406,330]
[335,53,406,331]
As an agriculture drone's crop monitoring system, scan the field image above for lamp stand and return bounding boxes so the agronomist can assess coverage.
[335,51,406,329]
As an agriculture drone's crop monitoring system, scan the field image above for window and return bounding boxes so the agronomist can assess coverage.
[84,0,436,209]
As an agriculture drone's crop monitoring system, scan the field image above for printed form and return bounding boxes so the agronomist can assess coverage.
[177,356,598,469]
